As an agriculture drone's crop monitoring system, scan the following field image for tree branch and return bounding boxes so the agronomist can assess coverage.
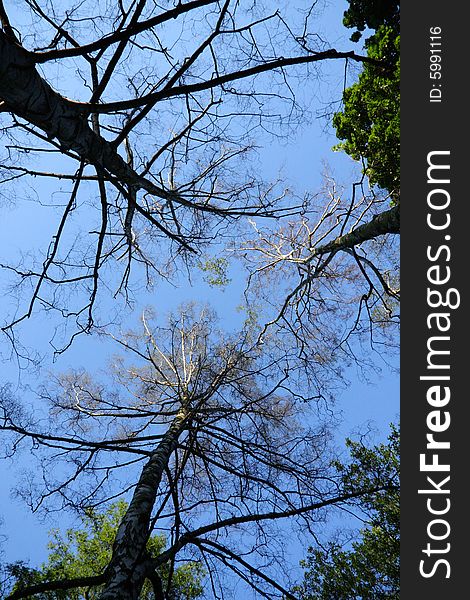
[306,204,400,262]
[83,50,388,115]
[6,573,106,600]
[31,0,219,63]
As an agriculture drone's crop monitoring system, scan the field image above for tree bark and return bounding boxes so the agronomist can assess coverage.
[309,204,400,260]
[0,31,171,201]
[98,410,188,600]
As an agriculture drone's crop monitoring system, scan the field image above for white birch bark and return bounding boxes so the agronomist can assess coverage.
[98,410,188,600]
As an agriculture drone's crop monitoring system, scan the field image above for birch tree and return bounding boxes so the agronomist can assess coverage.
[0,3,400,597]
[4,501,204,599]
[1,305,393,599]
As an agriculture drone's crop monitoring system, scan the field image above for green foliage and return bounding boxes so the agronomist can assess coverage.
[343,0,400,41]
[198,257,231,288]
[296,426,399,599]
[333,1,400,197]
[8,502,204,599]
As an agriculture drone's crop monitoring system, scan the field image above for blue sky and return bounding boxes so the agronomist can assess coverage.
[0,0,398,583]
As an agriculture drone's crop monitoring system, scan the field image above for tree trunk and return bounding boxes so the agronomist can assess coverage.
[99,410,188,600]
[310,204,400,259]
[0,31,170,200]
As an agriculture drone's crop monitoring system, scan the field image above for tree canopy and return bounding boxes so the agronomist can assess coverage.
[333,0,400,197]
[295,425,399,599]
[5,501,204,600]
[1,305,397,599]
[0,1,400,599]
[0,0,399,350]
[343,0,400,40]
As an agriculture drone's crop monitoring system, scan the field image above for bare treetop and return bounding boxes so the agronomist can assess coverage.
[1,304,383,599]
[0,0,386,348]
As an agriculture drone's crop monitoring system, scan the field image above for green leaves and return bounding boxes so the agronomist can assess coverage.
[333,2,400,199]
[198,257,231,288]
[8,502,204,599]
[296,426,399,600]
[343,0,400,40]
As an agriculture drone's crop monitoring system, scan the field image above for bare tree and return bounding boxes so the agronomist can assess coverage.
[0,305,393,599]
[0,0,392,348]
[239,174,399,374]
[0,3,399,598]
